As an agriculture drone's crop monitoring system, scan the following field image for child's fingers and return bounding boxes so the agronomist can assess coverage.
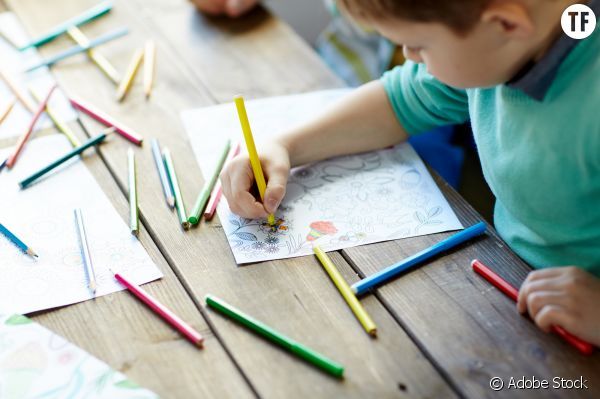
[526,291,571,320]
[517,277,563,314]
[264,169,288,214]
[222,158,268,219]
[534,304,575,333]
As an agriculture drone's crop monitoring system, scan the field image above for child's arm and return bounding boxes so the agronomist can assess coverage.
[517,267,600,347]
[221,80,408,219]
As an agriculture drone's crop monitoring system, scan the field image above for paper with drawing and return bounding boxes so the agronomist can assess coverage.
[0,313,158,399]
[181,90,463,264]
[0,135,162,314]
[0,12,77,140]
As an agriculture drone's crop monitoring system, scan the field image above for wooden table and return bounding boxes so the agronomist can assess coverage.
[2,0,598,397]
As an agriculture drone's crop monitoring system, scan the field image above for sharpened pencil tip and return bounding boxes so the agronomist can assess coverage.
[167,197,175,208]
[89,281,97,294]
[27,248,38,258]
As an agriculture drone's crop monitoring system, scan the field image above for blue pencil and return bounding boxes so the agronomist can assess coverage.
[0,158,7,172]
[19,1,113,51]
[25,27,129,72]
[351,222,487,296]
[0,223,38,258]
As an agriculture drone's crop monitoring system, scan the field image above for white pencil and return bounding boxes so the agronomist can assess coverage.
[74,208,97,294]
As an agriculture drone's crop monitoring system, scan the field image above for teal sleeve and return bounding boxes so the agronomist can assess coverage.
[381,61,470,135]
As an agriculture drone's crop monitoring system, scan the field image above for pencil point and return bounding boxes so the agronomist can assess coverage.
[27,248,38,258]
[167,197,175,208]
[368,328,378,338]
[89,281,97,294]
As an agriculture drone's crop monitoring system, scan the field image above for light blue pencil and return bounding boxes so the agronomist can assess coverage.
[0,223,38,258]
[19,1,113,51]
[25,27,128,72]
[351,222,487,296]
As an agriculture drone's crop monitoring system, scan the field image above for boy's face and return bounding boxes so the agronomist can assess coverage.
[373,17,535,89]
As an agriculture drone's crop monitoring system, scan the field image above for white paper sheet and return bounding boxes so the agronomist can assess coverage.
[0,313,158,399]
[181,90,463,264]
[0,135,162,314]
[0,12,78,140]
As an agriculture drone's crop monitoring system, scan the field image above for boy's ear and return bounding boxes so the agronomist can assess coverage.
[480,1,535,38]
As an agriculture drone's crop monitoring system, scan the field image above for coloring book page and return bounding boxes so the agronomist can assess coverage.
[0,135,162,314]
[0,12,77,140]
[0,313,158,399]
[181,90,463,264]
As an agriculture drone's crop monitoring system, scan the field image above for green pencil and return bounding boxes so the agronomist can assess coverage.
[19,129,111,189]
[189,139,231,225]
[205,295,344,378]
[163,148,189,229]
[128,149,139,236]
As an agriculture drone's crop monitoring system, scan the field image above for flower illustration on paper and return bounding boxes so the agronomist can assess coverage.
[306,221,338,242]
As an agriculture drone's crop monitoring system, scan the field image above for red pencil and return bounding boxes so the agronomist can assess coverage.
[6,85,57,169]
[204,141,241,220]
[69,96,143,145]
[112,270,204,347]
[471,259,594,355]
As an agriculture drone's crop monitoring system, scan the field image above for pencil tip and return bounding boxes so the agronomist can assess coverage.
[27,248,38,258]
[167,197,175,208]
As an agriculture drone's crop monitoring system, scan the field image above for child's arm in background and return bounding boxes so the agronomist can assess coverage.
[518,267,600,347]
[221,80,409,219]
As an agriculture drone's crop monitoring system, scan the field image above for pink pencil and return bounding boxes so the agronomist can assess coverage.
[7,85,57,169]
[204,141,241,220]
[113,270,204,347]
[69,96,143,145]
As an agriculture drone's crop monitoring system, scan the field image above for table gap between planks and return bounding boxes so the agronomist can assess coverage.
[5,0,599,398]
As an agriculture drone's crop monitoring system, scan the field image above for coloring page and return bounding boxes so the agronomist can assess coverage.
[181,90,463,264]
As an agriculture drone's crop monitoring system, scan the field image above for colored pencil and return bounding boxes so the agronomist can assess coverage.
[26,27,129,72]
[0,97,16,125]
[234,96,275,226]
[151,139,175,208]
[19,129,111,189]
[313,245,377,337]
[205,294,344,378]
[0,68,37,113]
[143,40,156,98]
[0,223,38,258]
[116,47,144,102]
[74,208,97,294]
[189,139,231,225]
[29,87,80,147]
[67,26,120,84]
[6,84,57,169]
[352,222,487,296]
[204,141,241,220]
[128,149,139,236]
[471,259,595,355]
[0,158,6,172]
[69,96,143,145]
[112,269,204,347]
[19,1,113,51]
[163,148,189,229]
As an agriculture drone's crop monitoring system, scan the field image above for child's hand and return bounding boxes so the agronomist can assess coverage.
[221,141,291,219]
[190,0,258,17]
[518,266,600,346]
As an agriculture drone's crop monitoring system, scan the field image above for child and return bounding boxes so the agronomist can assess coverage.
[220,0,600,347]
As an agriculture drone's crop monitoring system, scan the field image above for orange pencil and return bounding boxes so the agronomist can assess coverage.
[0,68,36,113]
[0,97,16,125]
[6,85,57,169]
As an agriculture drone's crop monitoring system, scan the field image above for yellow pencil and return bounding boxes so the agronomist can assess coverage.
[0,68,36,113]
[0,97,16,125]
[233,95,275,225]
[29,87,81,147]
[313,245,377,337]
[143,40,156,98]
[116,47,144,102]
[67,27,120,85]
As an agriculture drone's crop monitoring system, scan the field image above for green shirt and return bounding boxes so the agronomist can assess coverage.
[382,27,600,277]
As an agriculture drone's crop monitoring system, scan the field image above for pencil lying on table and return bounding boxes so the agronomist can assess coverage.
[113,269,204,347]
[206,294,344,378]
[144,40,156,98]
[189,139,231,225]
[471,259,595,355]
[313,245,377,337]
[0,68,36,113]
[0,97,16,125]
[128,149,139,236]
[116,47,144,102]
[67,26,120,85]
[6,84,57,169]
[74,208,97,294]
[163,148,189,229]
[204,141,241,220]
[234,95,275,226]
[19,128,113,189]
[151,139,175,208]
[29,87,81,147]
[0,223,38,258]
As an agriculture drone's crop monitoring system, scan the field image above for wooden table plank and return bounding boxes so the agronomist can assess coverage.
[7,0,460,397]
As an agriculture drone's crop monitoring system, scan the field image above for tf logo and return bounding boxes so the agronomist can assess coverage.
[562,3,597,39]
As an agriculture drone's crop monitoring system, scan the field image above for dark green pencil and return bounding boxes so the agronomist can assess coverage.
[19,129,111,189]
[205,294,344,378]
